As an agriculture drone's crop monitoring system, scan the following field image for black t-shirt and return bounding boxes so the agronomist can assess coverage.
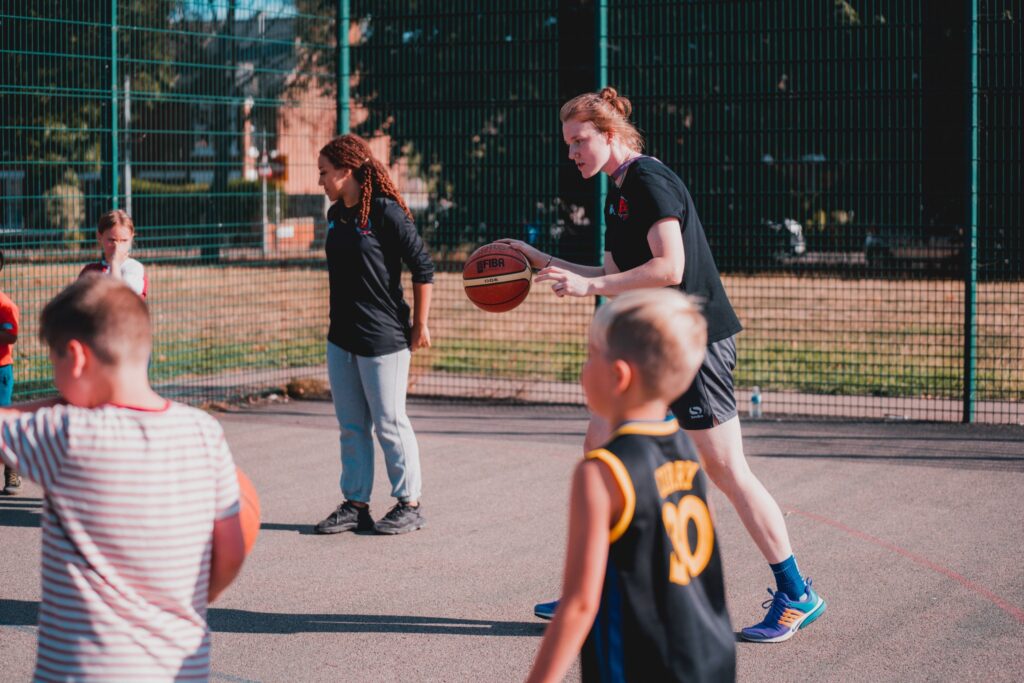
[581,421,736,683]
[325,197,434,356]
[605,157,742,343]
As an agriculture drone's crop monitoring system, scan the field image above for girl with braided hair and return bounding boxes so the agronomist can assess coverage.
[314,133,435,536]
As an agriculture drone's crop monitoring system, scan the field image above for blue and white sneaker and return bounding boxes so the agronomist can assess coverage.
[534,599,558,621]
[740,579,826,643]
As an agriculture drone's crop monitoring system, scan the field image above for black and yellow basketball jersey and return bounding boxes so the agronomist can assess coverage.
[581,418,735,683]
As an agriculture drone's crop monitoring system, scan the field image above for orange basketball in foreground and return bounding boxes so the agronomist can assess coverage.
[237,467,261,555]
[462,243,532,312]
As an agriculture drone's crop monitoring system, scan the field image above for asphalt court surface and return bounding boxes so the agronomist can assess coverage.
[2,400,1023,682]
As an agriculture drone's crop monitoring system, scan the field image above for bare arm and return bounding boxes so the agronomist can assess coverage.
[542,256,607,279]
[525,459,623,683]
[535,218,685,298]
[495,239,609,278]
[0,396,65,420]
[410,282,432,351]
[107,242,131,281]
[208,513,246,603]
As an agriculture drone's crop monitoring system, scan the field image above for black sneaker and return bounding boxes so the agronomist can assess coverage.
[3,467,21,495]
[374,502,425,535]
[314,501,373,534]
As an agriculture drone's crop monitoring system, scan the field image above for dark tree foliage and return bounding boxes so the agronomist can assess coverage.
[293,1,564,259]
[1,1,182,233]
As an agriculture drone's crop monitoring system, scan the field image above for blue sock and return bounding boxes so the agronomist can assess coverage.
[770,555,806,600]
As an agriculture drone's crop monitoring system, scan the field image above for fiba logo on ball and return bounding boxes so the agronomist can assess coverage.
[462,243,531,313]
[476,258,505,273]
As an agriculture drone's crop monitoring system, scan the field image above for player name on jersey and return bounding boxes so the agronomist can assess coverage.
[654,460,700,498]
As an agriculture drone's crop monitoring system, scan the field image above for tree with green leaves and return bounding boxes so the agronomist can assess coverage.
[1,1,182,239]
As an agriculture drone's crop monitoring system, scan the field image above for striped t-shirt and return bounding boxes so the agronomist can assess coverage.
[0,402,240,682]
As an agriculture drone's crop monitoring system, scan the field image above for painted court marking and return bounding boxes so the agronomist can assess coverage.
[788,506,1024,625]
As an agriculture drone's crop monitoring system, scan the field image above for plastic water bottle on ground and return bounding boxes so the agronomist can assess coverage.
[750,386,763,419]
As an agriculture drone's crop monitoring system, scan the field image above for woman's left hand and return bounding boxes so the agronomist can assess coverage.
[534,266,593,298]
[411,322,431,351]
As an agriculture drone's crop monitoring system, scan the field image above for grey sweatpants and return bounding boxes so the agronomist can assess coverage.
[326,341,422,503]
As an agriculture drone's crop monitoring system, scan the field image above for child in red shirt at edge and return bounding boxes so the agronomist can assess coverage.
[0,249,20,494]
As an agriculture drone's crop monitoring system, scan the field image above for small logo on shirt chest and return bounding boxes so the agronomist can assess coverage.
[331,217,373,237]
[355,218,373,236]
[610,197,630,221]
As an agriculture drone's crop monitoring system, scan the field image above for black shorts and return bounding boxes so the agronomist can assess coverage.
[669,335,738,431]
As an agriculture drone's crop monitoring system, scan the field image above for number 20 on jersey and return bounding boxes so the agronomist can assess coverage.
[662,496,714,586]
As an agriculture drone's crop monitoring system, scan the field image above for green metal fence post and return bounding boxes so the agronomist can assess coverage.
[964,0,979,423]
[337,0,350,135]
[110,0,119,208]
[594,0,607,297]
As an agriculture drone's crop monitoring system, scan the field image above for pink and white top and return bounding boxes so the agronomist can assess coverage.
[0,402,239,682]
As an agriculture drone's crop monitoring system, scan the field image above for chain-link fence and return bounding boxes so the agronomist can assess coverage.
[1,1,1020,423]
[2,1,336,403]
[604,0,1021,422]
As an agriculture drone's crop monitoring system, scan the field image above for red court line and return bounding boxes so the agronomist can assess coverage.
[787,507,1024,625]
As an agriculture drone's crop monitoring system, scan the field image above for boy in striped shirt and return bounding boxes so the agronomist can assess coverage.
[0,275,248,682]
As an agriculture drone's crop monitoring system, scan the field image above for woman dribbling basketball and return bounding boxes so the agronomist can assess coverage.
[501,87,826,643]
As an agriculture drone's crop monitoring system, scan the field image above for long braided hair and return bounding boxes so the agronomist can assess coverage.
[319,134,412,228]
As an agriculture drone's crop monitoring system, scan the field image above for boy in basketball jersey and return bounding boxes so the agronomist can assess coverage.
[525,289,735,683]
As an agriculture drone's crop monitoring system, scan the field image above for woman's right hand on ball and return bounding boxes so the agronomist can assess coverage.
[495,239,547,270]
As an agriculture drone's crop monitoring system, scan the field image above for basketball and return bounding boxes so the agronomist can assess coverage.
[462,243,532,313]
[237,467,261,555]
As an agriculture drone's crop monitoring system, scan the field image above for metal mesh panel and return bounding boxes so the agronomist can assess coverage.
[1,1,336,403]
[606,0,1021,423]
[976,0,1023,411]
[347,1,585,404]
[2,3,114,399]
[1,1,1020,422]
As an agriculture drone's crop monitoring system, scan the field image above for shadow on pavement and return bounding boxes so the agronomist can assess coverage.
[755,433,1024,444]
[208,608,545,636]
[414,429,584,438]
[1,601,546,638]
[0,599,37,625]
[259,522,318,535]
[755,451,1024,471]
[0,497,42,528]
